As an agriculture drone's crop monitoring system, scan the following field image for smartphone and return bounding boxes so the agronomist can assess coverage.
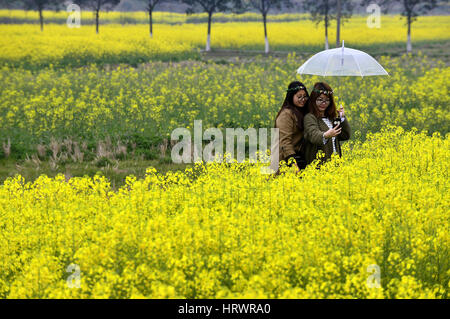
[333,117,341,128]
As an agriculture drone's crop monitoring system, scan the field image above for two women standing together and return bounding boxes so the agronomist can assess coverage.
[273,81,351,174]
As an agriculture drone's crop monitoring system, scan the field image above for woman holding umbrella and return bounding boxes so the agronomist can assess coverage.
[303,82,351,165]
[272,81,309,174]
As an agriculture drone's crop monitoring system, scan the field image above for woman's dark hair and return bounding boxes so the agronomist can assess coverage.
[308,82,337,120]
[274,81,309,131]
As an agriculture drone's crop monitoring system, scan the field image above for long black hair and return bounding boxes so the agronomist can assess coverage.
[274,81,309,131]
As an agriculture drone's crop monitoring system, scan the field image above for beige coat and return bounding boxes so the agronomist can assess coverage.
[274,108,304,162]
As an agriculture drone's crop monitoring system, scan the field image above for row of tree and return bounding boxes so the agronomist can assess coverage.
[2,0,445,53]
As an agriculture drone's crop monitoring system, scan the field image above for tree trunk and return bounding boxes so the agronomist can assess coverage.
[263,13,269,54]
[206,11,212,52]
[325,15,329,50]
[39,8,44,32]
[336,0,341,47]
[406,14,412,53]
[149,9,153,38]
[96,9,99,34]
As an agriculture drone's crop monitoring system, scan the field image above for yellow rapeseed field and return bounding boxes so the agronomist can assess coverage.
[0,11,448,299]
[1,53,448,155]
[0,126,448,298]
[0,14,448,68]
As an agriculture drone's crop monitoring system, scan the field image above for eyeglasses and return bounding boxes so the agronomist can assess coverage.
[316,98,330,104]
[297,96,308,101]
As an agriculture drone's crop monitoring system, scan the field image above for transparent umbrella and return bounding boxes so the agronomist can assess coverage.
[297,40,389,106]
[297,40,389,77]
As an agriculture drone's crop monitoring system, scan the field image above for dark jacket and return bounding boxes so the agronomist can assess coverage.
[303,113,351,165]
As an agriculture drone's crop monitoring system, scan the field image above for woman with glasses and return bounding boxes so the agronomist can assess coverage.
[303,82,351,166]
[272,81,309,174]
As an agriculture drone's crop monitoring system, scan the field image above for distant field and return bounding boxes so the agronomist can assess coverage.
[1,14,449,69]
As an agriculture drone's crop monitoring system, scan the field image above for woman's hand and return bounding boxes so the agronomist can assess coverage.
[339,105,345,118]
[324,124,342,138]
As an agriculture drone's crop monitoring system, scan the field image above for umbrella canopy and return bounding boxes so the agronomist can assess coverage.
[297,41,389,77]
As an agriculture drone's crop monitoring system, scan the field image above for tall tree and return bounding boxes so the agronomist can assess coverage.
[21,0,62,31]
[182,0,233,52]
[137,0,165,38]
[237,0,293,54]
[74,0,120,34]
[335,0,354,47]
[361,0,440,53]
[303,0,336,50]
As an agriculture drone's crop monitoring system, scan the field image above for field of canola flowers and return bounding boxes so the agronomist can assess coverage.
[0,15,449,69]
[1,53,449,159]
[0,12,449,299]
[0,127,449,298]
